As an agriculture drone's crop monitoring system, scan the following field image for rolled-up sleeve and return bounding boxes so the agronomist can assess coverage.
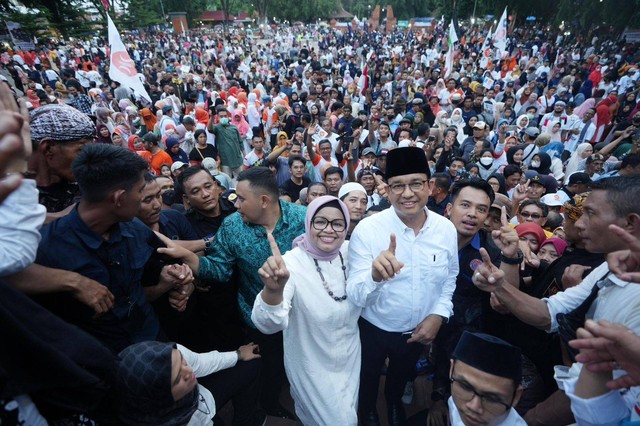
[563,374,629,426]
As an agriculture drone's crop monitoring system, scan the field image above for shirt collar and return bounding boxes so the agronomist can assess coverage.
[469,232,482,250]
[69,205,130,249]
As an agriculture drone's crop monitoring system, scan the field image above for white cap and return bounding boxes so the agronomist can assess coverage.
[170,161,187,173]
[201,157,219,176]
[338,182,367,199]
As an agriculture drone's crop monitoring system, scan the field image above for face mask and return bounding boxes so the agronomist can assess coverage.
[527,113,534,120]
[220,118,229,125]
[531,160,541,168]
[480,157,493,166]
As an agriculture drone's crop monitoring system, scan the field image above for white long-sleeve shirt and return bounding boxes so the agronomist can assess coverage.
[347,207,459,332]
[177,344,238,426]
[252,245,361,426]
[0,179,46,276]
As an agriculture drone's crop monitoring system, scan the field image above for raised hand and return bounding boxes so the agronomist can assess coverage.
[372,234,405,282]
[374,174,388,198]
[491,206,519,257]
[512,179,530,204]
[472,248,505,293]
[606,224,640,282]
[258,233,290,293]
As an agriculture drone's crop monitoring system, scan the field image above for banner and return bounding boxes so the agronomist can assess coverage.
[107,15,151,102]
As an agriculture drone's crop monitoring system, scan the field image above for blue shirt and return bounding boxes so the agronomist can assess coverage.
[199,201,306,327]
[36,206,160,353]
[159,209,199,241]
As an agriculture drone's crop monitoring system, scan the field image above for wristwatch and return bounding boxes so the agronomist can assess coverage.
[501,249,524,265]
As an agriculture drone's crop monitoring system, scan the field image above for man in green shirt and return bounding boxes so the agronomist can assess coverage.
[159,166,305,419]
[209,107,246,185]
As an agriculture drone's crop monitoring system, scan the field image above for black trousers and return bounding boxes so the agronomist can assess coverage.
[198,358,263,426]
[359,318,423,413]
[246,329,287,410]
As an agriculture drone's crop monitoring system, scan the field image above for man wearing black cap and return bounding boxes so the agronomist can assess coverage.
[347,147,459,425]
[558,172,591,201]
[409,331,526,426]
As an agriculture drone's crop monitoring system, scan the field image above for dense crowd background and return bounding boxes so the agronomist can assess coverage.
[2,16,640,426]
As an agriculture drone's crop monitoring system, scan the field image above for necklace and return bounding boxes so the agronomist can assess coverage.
[314,252,348,302]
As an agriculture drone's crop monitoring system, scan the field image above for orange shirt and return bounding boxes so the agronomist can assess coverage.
[148,150,173,175]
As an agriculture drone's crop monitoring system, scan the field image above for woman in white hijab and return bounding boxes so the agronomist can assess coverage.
[564,142,594,183]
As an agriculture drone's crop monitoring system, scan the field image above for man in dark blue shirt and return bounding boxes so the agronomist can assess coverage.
[35,144,194,353]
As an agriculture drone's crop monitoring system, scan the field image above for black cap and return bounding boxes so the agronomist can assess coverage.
[453,331,522,383]
[566,172,591,186]
[386,147,430,180]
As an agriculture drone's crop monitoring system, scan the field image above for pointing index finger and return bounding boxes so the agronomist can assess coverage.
[267,233,282,258]
[500,206,509,227]
[388,233,397,256]
[479,248,493,268]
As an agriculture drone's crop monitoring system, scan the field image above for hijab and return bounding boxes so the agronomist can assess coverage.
[166,137,189,163]
[292,196,350,262]
[195,108,210,126]
[564,142,592,181]
[115,342,198,426]
[507,144,526,166]
[232,110,251,138]
[127,135,141,152]
[140,108,157,131]
[488,173,508,196]
[530,152,552,175]
[516,223,547,251]
[95,124,111,144]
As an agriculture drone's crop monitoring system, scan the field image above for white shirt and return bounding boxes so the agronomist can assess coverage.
[544,262,640,334]
[347,207,459,332]
[177,344,239,426]
[252,245,360,426]
[0,179,46,276]
[565,120,596,153]
[448,396,527,426]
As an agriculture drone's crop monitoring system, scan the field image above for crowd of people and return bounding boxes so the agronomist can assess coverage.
[2,15,640,426]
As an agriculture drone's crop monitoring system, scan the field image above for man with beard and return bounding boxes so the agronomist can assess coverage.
[339,182,368,239]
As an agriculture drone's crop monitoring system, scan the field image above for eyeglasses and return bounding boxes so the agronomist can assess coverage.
[388,180,427,195]
[519,212,543,220]
[450,376,513,413]
[311,217,346,233]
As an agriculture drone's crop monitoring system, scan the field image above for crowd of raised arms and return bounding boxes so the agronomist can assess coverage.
[2,17,640,426]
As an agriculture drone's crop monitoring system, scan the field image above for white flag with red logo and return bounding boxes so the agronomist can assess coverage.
[493,7,508,56]
[479,26,492,69]
[107,15,150,102]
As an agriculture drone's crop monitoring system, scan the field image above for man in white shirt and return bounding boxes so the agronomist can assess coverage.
[347,147,459,425]
[564,107,596,156]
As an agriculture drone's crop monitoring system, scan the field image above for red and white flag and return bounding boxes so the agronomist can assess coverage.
[479,26,492,69]
[358,64,369,96]
[101,0,109,10]
[107,14,150,102]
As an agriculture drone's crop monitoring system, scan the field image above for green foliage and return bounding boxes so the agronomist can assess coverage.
[164,0,209,24]
[269,0,339,21]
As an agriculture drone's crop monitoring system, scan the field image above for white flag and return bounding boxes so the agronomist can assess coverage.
[493,7,508,56]
[479,26,492,69]
[444,45,454,78]
[107,15,151,102]
[448,19,458,46]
